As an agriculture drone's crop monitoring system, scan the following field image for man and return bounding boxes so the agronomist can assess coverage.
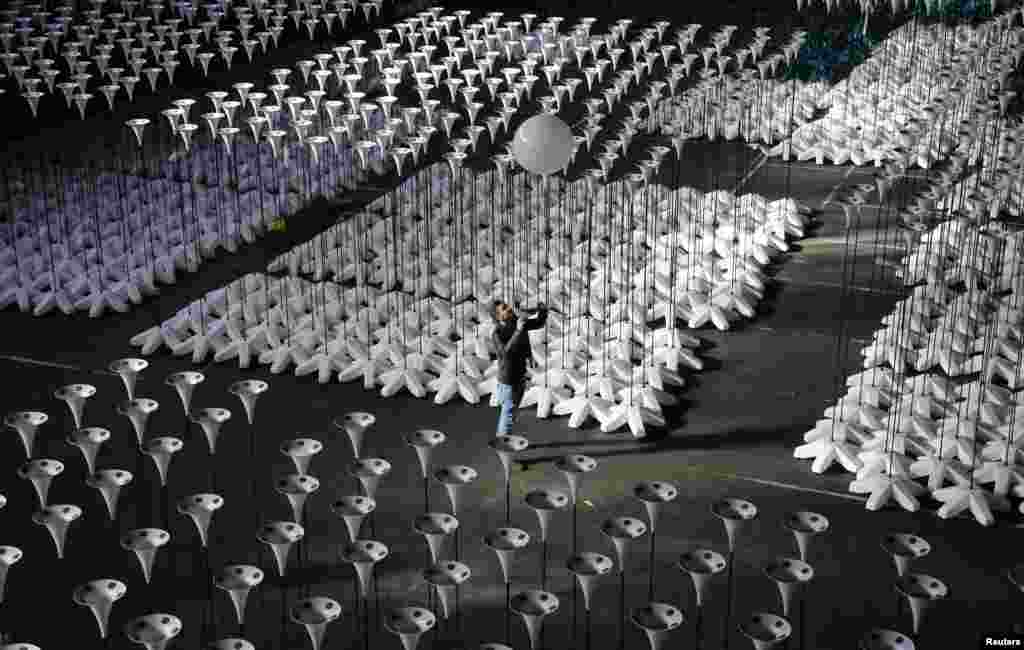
[492,301,548,436]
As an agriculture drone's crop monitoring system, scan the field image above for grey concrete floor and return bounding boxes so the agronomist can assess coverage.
[1,5,1022,650]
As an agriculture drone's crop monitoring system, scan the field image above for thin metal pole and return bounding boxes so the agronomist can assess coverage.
[723,550,735,650]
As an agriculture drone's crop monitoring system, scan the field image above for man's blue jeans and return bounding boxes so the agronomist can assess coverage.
[495,381,526,435]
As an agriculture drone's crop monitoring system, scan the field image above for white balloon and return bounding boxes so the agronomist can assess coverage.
[511,114,575,176]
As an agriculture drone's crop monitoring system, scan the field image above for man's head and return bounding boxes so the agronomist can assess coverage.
[495,302,516,323]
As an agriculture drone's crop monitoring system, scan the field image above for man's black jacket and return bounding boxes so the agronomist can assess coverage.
[492,307,548,385]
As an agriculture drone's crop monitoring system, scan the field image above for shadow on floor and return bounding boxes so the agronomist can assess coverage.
[520,423,794,464]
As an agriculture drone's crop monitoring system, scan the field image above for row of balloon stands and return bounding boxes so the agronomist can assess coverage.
[0,0,401,134]
[1,348,1022,649]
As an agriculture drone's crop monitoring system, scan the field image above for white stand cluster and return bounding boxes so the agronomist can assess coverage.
[4,7,819,324]
[765,21,1010,168]
[795,6,1024,526]
[0,0,389,121]
[133,164,808,437]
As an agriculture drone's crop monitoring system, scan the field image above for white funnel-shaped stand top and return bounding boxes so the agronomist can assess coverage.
[68,427,110,475]
[524,489,569,542]
[404,429,447,478]
[211,640,255,650]
[881,533,931,577]
[336,411,376,458]
[5,410,48,458]
[215,565,264,625]
[0,546,24,604]
[678,549,727,608]
[109,358,148,400]
[33,504,81,560]
[631,602,685,650]
[340,539,389,598]
[117,398,160,445]
[633,481,679,533]
[349,458,392,499]
[859,629,916,650]
[484,527,530,583]
[600,517,647,573]
[434,464,478,515]
[895,573,948,635]
[177,493,224,547]
[165,371,205,415]
[258,521,304,576]
[510,589,559,650]
[478,645,513,650]
[0,644,40,650]
[711,498,758,552]
[86,469,133,521]
[423,560,472,618]
[413,512,459,563]
[73,579,127,639]
[190,407,232,454]
[783,511,829,561]
[55,384,96,429]
[290,596,341,650]
[567,552,613,610]
[332,496,376,541]
[281,438,324,475]
[555,454,598,504]
[277,474,320,523]
[488,434,529,483]
[18,458,64,508]
[125,614,182,650]
[229,380,268,425]
[121,528,170,584]
[143,437,183,486]
[763,557,814,616]
[384,606,436,650]
[738,612,791,650]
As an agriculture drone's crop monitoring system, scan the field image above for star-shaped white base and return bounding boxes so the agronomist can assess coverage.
[982,439,1024,465]
[631,385,678,410]
[379,354,432,398]
[173,332,230,364]
[260,343,311,374]
[650,345,704,371]
[643,363,686,390]
[32,288,77,316]
[932,484,1009,526]
[848,472,925,512]
[337,349,382,389]
[434,351,490,380]
[855,450,915,480]
[520,383,572,418]
[429,371,481,404]
[295,351,349,383]
[710,287,757,319]
[648,298,693,326]
[551,387,614,427]
[688,300,732,331]
[598,391,665,438]
[794,422,865,473]
[973,460,1024,497]
[909,453,972,491]
[130,325,183,355]
[581,371,624,402]
[75,283,131,317]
